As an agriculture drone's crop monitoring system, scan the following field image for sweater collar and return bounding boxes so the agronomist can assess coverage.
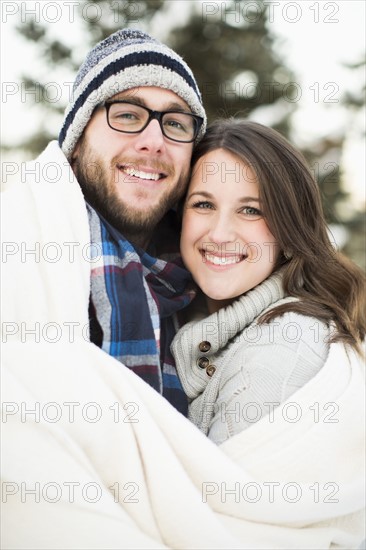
[175,269,286,352]
[171,271,287,399]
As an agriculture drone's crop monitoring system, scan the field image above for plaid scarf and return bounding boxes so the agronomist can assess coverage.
[87,205,194,416]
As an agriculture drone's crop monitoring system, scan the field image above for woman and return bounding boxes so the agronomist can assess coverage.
[171,119,365,445]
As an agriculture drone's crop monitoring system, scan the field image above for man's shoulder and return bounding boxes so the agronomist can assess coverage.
[2,141,72,192]
[27,140,69,168]
[1,140,86,227]
[5,141,80,193]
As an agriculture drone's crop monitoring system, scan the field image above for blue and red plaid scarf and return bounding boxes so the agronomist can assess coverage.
[87,205,194,416]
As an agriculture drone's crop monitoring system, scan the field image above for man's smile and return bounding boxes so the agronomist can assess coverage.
[117,164,167,182]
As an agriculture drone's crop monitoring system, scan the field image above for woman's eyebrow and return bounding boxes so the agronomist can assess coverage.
[186,191,213,200]
[186,191,261,203]
[238,196,261,203]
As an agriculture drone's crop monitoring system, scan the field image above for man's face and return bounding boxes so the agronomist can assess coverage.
[72,87,194,246]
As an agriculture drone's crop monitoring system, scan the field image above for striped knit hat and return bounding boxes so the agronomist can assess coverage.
[59,28,206,159]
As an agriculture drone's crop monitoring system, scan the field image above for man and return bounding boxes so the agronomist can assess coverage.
[3,28,207,414]
[60,28,206,249]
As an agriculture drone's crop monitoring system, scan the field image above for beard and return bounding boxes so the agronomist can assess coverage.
[72,136,190,248]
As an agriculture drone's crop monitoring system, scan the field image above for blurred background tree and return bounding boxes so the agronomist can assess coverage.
[2,0,365,269]
[339,57,365,269]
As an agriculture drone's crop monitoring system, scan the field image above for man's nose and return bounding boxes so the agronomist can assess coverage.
[133,119,165,153]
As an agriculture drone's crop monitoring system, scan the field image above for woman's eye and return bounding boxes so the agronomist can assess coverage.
[192,201,214,210]
[241,206,262,219]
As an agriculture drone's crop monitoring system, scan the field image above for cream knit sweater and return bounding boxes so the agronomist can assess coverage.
[171,271,330,444]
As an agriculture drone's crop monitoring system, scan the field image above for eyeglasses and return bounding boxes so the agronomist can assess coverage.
[102,100,203,143]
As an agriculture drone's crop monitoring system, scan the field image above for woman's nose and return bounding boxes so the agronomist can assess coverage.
[206,212,237,246]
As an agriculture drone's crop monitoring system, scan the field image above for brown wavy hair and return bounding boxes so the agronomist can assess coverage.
[191,119,366,354]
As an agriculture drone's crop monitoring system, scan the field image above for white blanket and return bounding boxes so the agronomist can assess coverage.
[1,142,365,549]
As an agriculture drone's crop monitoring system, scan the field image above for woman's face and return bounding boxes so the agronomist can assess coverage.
[181,148,280,313]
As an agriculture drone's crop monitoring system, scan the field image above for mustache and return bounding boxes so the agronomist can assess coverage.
[111,156,174,177]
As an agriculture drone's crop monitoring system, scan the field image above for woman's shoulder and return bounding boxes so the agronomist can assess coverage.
[258,300,330,335]
[228,306,331,377]
[243,301,330,345]
[218,307,330,400]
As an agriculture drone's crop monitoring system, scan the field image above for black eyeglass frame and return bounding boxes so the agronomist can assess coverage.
[101,100,204,143]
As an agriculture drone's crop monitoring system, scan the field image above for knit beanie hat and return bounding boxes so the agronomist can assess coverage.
[59,28,207,159]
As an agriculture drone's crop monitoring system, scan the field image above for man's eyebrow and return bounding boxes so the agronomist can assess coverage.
[112,94,190,112]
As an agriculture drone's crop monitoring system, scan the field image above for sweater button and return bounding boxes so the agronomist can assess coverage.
[206,365,216,377]
[197,356,210,369]
[198,341,211,352]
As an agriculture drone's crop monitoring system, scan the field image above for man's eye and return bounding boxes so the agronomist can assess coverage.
[113,111,138,120]
[165,119,184,129]
[164,119,190,136]
[192,201,214,209]
[163,113,193,135]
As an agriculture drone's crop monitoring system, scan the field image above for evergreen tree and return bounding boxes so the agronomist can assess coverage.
[168,0,296,132]
[3,0,364,267]
[8,0,296,153]
[8,0,165,154]
[298,55,365,269]
[339,57,366,269]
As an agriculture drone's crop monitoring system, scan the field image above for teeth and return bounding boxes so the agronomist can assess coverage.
[205,253,242,266]
[123,167,160,181]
